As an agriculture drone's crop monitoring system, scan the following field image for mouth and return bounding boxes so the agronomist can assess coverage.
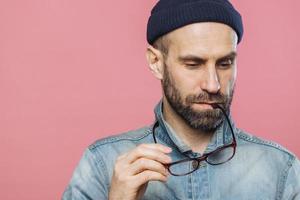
[193,102,223,109]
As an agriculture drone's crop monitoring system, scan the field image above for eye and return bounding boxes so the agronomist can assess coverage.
[185,63,201,69]
[218,59,233,69]
[187,63,198,66]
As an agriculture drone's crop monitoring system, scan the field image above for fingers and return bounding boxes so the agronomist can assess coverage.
[110,143,172,199]
[124,143,172,165]
[129,157,168,176]
[142,143,172,153]
[134,170,168,187]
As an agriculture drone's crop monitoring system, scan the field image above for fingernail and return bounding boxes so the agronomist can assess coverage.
[165,147,172,153]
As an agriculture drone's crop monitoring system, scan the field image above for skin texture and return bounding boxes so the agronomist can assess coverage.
[161,58,234,132]
[108,22,238,200]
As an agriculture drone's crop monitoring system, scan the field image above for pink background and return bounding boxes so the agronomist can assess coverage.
[0,0,299,199]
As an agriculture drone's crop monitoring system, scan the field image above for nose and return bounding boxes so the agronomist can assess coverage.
[200,67,221,94]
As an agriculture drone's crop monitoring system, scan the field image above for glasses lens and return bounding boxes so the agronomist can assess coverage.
[169,160,199,176]
[206,146,235,165]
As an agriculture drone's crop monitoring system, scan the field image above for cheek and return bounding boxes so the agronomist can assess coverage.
[172,68,199,96]
[219,69,236,94]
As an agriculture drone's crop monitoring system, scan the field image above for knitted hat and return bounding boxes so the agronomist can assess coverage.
[147,0,244,44]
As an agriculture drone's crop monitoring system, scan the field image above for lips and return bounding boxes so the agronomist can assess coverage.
[193,103,215,109]
[195,102,215,104]
[193,102,223,109]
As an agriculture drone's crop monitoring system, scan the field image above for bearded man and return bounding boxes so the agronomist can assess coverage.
[62,0,300,199]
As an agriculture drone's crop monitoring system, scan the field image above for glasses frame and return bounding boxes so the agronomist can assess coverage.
[152,104,237,176]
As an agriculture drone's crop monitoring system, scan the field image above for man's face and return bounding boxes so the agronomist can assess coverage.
[161,22,238,132]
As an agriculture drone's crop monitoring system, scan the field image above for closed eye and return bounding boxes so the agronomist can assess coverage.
[186,63,199,66]
[185,63,201,69]
[217,59,234,69]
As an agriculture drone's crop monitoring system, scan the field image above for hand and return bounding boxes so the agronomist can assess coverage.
[108,143,172,200]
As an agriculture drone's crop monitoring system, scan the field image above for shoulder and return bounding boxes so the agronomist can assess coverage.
[83,125,153,179]
[234,128,300,199]
[235,127,297,163]
[88,125,153,152]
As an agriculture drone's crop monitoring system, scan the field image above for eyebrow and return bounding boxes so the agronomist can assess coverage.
[178,51,237,63]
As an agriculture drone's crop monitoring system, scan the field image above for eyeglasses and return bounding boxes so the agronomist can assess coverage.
[152,104,237,176]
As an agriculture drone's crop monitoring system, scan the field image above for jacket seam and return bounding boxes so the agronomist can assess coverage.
[277,155,295,200]
[89,127,152,150]
[87,148,110,193]
[236,129,293,157]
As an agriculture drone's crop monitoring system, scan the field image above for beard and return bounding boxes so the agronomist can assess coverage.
[162,64,234,132]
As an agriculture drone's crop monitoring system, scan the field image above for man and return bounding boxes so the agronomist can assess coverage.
[62,0,300,199]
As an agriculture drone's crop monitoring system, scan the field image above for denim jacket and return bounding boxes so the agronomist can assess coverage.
[62,101,300,200]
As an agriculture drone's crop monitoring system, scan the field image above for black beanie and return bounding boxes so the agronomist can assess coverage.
[147,0,244,44]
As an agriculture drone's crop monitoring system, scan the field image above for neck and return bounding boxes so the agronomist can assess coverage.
[162,97,214,154]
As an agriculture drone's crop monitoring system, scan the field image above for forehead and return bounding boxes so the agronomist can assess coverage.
[166,22,238,58]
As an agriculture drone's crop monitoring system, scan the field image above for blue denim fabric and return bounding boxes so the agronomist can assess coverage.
[62,101,300,200]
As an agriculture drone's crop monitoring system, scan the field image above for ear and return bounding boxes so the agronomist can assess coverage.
[146,45,164,80]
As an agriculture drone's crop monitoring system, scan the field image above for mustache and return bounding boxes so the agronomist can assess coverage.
[186,91,228,104]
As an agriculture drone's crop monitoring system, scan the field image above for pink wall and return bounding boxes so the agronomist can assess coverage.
[0,0,299,199]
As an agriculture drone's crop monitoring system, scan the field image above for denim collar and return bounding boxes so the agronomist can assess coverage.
[153,100,235,155]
